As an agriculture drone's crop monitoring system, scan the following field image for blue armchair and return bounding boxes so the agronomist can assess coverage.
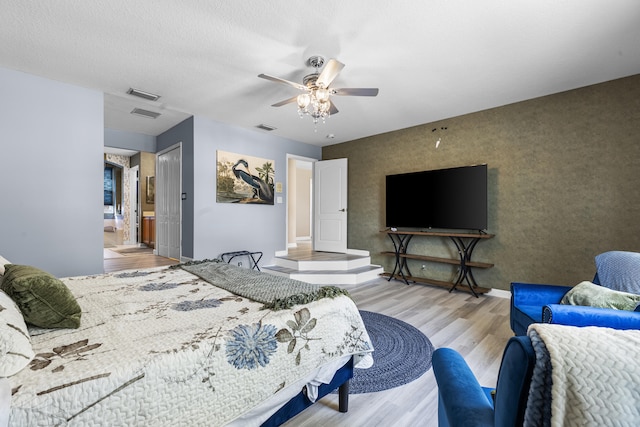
[510,251,640,336]
[432,336,535,427]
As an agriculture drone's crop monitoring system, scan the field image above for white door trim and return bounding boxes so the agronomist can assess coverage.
[284,154,317,256]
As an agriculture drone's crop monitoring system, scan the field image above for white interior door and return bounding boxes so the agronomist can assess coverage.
[313,158,348,253]
[156,145,181,260]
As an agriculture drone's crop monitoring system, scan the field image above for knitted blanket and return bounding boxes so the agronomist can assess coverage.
[524,324,640,427]
[178,260,350,310]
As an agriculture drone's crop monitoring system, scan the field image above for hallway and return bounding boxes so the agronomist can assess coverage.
[103,228,178,272]
[103,227,125,248]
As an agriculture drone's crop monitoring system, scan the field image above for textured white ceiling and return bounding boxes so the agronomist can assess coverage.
[1,1,639,146]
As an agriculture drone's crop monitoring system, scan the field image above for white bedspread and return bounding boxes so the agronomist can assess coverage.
[525,324,640,427]
[8,265,373,426]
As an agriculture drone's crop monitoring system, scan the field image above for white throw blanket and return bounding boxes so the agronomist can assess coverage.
[525,324,640,427]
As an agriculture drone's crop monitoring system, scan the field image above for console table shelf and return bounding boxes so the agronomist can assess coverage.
[380,251,494,269]
[381,273,491,295]
[382,230,494,297]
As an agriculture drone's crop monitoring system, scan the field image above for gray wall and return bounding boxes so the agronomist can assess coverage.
[191,116,321,264]
[323,74,640,291]
[0,67,104,277]
[157,117,195,258]
[105,128,156,153]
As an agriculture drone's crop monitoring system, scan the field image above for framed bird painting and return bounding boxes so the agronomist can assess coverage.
[216,150,275,205]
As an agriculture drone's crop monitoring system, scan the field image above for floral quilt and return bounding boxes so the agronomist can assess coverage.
[8,264,373,426]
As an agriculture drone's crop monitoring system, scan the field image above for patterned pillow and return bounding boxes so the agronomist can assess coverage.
[0,264,82,329]
[0,290,35,377]
[595,251,640,294]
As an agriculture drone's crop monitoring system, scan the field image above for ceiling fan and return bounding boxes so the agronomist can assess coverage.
[258,56,379,125]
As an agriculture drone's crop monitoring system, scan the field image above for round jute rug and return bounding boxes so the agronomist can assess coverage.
[346,310,434,394]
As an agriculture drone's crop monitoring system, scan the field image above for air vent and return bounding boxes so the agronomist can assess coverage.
[126,88,161,101]
[131,108,161,119]
[256,124,277,131]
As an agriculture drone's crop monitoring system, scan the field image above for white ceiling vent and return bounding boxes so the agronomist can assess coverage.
[126,88,161,101]
[131,108,161,119]
[256,124,277,131]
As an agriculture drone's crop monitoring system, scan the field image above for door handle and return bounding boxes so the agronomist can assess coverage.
[339,208,346,212]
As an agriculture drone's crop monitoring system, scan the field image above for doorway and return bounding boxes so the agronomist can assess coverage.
[286,155,314,251]
[103,160,125,248]
[285,157,349,255]
[103,149,155,252]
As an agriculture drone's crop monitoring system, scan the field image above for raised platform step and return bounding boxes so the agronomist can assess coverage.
[264,248,383,285]
[262,264,384,285]
[271,252,372,272]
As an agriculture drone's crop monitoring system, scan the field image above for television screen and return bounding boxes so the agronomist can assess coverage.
[385,164,487,230]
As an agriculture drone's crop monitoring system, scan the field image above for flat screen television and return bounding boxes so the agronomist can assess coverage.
[385,164,488,231]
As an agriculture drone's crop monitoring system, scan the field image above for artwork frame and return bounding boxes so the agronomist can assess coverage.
[216,151,275,205]
[146,176,155,204]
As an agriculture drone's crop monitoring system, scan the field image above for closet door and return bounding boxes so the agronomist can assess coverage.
[156,145,181,260]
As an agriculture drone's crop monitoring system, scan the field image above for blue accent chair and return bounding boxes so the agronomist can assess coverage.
[510,251,640,336]
[432,336,535,427]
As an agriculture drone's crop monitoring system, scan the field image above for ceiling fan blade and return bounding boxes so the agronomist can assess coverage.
[316,59,345,88]
[258,73,306,91]
[271,96,298,107]
[332,88,379,96]
[329,100,339,115]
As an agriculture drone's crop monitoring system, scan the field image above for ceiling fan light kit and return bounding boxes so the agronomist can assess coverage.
[259,55,379,129]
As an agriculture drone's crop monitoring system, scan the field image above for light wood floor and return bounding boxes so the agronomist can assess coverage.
[102,243,513,427]
[103,229,179,272]
[281,275,513,427]
[103,249,179,273]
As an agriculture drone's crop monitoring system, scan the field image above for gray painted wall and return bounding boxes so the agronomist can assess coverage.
[105,128,156,153]
[323,74,640,291]
[191,116,321,264]
[105,112,323,264]
[0,67,104,277]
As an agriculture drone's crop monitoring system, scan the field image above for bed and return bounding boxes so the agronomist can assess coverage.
[0,258,373,426]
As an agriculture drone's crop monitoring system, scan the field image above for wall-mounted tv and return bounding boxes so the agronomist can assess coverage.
[385,164,488,231]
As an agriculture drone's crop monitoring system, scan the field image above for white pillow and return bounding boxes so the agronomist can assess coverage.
[0,255,10,276]
[0,290,34,377]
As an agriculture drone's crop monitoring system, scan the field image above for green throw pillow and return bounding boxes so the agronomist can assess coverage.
[561,281,640,311]
[0,264,81,329]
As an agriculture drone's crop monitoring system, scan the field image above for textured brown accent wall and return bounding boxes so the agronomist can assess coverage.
[323,75,640,291]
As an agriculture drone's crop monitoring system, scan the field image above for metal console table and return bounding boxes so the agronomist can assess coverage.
[382,230,494,297]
